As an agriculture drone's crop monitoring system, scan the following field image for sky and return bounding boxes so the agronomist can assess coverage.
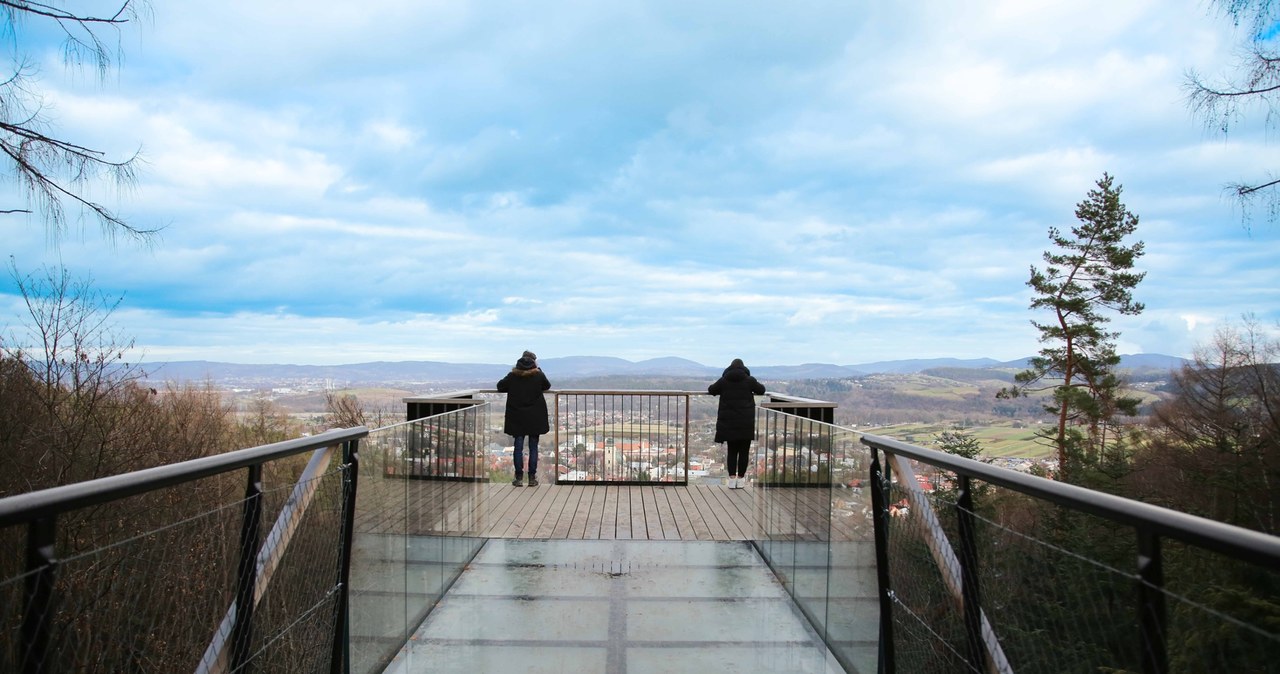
[2,0,1278,368]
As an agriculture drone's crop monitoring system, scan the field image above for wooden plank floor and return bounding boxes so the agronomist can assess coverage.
[357,480,866,542]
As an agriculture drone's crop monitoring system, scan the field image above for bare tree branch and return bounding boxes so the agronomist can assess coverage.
[1232,175,1280,196]
[1186,3,1280,226]
[0,1,158,244]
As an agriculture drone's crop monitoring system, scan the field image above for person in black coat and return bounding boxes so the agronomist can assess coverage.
[496,350,551,487]
[708,358,765,489]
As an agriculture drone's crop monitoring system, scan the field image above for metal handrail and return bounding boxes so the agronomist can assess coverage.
[0,427,369,528]
[409,389,822,486]
[1,426,369,674]
[863,431,1280,674]
[407,388,825,398]
[859,432,1280,567]
[552,390,693,485]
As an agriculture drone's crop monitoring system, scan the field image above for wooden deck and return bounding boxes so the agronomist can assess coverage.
[478,483,760,540]
[357,480,868,542]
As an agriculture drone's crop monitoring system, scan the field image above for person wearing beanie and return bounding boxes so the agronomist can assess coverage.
[496,351,551,486]
[708,358,765,489]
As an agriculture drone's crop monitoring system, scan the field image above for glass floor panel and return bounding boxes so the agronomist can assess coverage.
[383,539,847,673]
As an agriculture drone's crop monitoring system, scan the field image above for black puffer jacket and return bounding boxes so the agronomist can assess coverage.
[497,366,551,436]
[708,359,765,443]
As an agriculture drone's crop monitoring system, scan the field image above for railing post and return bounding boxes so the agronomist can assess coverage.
[1137,529,1168,674]
[869,447,895,674]
[331,439,360,674]
[553,393,561,483]
[21,517,57,674]
[683,393,690,486]
[231,463,264,673]
[956,475,985,672]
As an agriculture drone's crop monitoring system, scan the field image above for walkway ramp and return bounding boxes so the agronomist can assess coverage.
[383,539,853,673]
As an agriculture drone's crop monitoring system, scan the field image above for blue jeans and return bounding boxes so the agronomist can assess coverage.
[513,435,540,478]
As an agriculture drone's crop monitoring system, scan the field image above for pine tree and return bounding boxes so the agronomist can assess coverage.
[998,174,1146,480]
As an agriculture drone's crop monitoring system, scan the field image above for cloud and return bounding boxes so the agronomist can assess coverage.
[2,0,1278,370]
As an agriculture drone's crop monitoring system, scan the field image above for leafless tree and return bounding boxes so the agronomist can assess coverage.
[0,259,148,493]
[325,390,368,429]
[0,0,157,243]
[1185,0,1280,227]
[1135,316,1280,534]
[239,392,295,446]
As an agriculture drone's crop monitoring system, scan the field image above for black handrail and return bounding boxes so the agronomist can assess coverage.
[0,426,369,674]
[862,431,1280,674]
[0,427,369,527]
[860,432,1280,567]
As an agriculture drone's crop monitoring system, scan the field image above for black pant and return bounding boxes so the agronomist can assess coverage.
[726,439,751,478]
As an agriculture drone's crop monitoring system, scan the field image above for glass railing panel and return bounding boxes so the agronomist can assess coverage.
[823,425,878,674]
[348,421,410,674]
[349,405,489,674]
[752,407,877,674]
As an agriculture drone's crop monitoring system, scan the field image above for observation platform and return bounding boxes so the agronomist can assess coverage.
[351,482,878,672]
[4,391,1276,674]
[357,481,859,541]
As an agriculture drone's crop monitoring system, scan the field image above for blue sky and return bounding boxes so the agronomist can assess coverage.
[2,0,1278,367]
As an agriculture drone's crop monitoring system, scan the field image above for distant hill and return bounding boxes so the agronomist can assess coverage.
[919,366,1017,384]
[143,360,511,385]
[1113,353,1187,371]
[850,357,1004,374]
[753,363,866,379]
[141,353,1186,387]
[541,356,713,377]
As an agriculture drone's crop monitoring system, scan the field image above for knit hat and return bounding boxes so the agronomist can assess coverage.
[522,350,537,361]
[516,356,536,370]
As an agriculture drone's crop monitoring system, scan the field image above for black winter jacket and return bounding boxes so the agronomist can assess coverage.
[708,362,765,443]
[496,367,551,436]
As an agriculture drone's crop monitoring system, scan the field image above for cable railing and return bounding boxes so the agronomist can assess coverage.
[0,427,366,674]
[861,432,1280,674]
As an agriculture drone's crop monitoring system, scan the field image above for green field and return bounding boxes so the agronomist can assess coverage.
[864,421,1054,459]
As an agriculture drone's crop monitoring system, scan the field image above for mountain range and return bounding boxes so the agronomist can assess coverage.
[141,354,1187,386]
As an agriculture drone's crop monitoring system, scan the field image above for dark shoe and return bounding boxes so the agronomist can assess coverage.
[512,476,523,487]
[528,477,539,487]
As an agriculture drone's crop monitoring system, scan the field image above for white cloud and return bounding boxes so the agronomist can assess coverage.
[3,0,1278,370]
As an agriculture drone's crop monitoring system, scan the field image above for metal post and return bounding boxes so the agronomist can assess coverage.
[869,448,895,674]
[231,463,263,673]
[956,475,985,672]
[21,517,57,674]
[683,393,690,486]
[1137,529,1168,674]
[331,439,360,674]
[553,393,561,484]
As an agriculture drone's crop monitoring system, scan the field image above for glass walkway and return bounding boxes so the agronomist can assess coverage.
[381,539,848,673]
